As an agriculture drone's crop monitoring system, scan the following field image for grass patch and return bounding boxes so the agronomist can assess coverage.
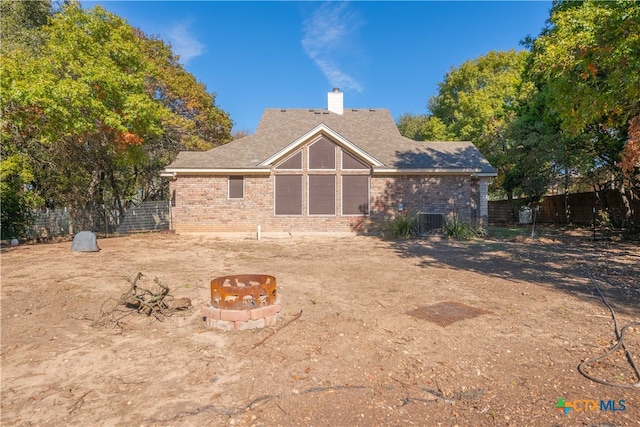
[487,226,529,240]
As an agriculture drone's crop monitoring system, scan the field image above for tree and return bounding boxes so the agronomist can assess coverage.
[0,0,52,238]
[529,0,640,224]
[396,114,452,141]
[425,50,533,198]
[0,0,51,54]
[1,3,232,234]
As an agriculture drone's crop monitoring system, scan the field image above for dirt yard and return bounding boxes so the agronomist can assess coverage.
[1,228,639,426]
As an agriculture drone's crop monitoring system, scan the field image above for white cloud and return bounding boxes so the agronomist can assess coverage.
[167,21,205,64]
[302,2,364,93]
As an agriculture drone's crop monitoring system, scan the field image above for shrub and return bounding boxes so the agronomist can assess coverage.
[380,212,418,239]
[443,215,486,240]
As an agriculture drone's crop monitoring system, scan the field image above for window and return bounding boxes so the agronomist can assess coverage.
[228,176,244,199]
[309,138,335,169]
[275,175,302,215]
[342,175,369,215]
[342,150,368,170]
[275,151,302,170]
[309,175,335,215]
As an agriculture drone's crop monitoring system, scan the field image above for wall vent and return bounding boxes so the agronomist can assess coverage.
[418,212,444,236]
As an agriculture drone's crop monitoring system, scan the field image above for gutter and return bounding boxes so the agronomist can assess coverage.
[372,168,483,176]
[161,168,272,177]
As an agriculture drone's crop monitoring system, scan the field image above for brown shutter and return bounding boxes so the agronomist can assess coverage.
[309,138,336,169]
[309,175,335,215]
[342,175,369,215]
[228,176,244,199]
[275,151,302,170]
[275,175,302,215]
[342,150,368,169]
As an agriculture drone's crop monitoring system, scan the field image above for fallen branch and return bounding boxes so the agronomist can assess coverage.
[68,390,92,414]
[93,272,191,329]
[252,310,303,349]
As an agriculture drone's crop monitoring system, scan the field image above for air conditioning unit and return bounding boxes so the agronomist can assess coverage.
[418,212,444,236]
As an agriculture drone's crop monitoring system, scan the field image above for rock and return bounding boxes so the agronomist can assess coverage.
[10,239,19,246]
[71,231,100,252]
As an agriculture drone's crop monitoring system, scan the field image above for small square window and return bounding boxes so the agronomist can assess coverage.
[229,176,244,199]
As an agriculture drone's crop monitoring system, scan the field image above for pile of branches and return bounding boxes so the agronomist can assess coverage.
[93,272,192,329]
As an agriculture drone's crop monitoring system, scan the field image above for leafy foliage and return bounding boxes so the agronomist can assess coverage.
[1,3,232,235]
[380,212,418,239]
[396,113,452,141]
[443,215,487,240]
[529,0,640,223]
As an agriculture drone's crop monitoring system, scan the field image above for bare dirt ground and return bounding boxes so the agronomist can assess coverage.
[1,227,639,426]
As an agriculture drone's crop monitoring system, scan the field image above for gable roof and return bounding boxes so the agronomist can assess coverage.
[163,108,497,176]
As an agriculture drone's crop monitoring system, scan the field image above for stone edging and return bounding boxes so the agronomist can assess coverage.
[202,296,281,331]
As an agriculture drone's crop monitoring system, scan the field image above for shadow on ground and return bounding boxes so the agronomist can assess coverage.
[388,229,640,316]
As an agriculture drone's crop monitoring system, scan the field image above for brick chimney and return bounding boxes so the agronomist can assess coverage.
[327,88,343,115]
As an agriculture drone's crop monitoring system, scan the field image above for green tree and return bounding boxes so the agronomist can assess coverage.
[0,0,52,54]
[0,0,52,238]
[429,50,531,157]
[530,0,640,224]
[1,3,232,234]
[425,50,533,198]
[396,114,452,141]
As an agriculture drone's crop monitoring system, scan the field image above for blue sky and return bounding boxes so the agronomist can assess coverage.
[82,1,552,133]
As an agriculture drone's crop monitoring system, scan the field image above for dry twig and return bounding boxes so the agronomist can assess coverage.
[252,310,303,349]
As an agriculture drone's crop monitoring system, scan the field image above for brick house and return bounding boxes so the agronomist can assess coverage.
[162,89,497,235]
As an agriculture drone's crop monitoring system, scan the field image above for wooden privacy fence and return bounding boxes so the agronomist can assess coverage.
[489,190,639,226]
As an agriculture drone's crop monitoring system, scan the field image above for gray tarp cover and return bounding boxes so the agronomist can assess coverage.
[71,231,100,252]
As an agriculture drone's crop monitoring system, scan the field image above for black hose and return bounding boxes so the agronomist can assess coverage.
[577,266,640,389]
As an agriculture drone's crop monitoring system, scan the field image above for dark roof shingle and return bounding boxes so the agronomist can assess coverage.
[165,108,496,174]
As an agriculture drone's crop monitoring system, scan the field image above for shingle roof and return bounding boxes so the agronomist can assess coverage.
[165,108,497,175]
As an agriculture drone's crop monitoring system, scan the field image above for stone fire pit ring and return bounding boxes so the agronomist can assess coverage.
[202,274,281,331]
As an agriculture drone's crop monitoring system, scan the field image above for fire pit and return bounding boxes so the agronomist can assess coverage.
[202,274,281,331]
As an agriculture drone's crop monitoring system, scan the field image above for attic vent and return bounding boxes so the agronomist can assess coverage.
[418,212,444,236]
[280,109,287,112]
[352,109,359,112]
[369,109,377,112]
[314,111,321,115]
[322,111,329,114]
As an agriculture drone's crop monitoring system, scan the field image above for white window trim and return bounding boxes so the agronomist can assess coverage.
[228,176,244,199]
[274,150,303,171]
[341,175,370,216]
[307,175,336,217]
[341,149,369,171]
[307,138,337,171]
[273,175,303,216]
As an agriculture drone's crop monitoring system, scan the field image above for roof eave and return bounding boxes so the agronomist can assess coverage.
[161,168,271,177]
[472,172,499,177]
[373,168,483,175]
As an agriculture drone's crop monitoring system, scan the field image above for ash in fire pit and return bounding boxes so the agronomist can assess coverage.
[202,274,281,331]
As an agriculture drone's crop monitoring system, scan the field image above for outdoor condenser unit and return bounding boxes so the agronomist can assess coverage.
[417,212,444,236]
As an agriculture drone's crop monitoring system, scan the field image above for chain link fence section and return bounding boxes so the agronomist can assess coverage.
[24,201,171,240]
[116,201,170,234]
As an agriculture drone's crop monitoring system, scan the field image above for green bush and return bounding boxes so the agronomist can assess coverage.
[443,215,486,240]
[380,212,418,239]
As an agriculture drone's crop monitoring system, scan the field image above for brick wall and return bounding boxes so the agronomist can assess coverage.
[170,172,482,234]
[169,140,484,234]
[369,175,480,223]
